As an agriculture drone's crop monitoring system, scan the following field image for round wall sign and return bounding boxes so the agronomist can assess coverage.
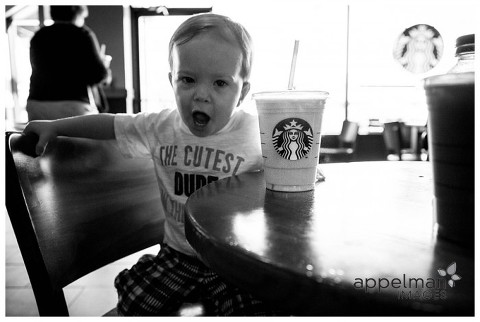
[393,24,444,74]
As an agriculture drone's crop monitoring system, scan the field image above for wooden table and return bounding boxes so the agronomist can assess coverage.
[185,162,474,316]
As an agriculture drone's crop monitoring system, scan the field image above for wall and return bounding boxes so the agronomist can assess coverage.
[85,5,127,113]
[86,5,125,89]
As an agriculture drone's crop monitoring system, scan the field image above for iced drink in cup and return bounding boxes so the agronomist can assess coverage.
[253,91,328,192]
[424,72,474,246]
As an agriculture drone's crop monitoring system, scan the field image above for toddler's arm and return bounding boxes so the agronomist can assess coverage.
[23,114,115,156]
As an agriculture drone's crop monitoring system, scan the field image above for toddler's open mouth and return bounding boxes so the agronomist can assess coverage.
[192,111,210,127]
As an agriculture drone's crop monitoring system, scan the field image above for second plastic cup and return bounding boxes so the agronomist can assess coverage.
[424,72,474,246]
[253,91,328,192]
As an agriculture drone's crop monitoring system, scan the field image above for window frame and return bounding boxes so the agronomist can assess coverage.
[129,6,212,113]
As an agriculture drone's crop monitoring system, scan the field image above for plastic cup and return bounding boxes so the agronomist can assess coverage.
[253,91,328,192]
[424,72,474,247]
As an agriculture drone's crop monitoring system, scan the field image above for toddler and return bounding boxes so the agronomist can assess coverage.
[24,13,277,316]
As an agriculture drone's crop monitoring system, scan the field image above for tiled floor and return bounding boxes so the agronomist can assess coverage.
[5,211,160,316]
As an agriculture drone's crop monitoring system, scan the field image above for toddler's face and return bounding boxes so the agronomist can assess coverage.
[169,32,250,137]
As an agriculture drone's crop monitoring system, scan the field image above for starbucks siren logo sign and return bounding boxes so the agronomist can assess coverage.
[272,118,313,160]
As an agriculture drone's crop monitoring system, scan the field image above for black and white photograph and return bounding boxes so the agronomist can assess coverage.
[3,0,477,318]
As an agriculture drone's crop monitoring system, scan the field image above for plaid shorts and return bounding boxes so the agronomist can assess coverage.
[114,245,278,316]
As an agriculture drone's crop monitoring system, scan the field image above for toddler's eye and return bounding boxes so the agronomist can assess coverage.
[181,77,195,84]
[214,80,228,87]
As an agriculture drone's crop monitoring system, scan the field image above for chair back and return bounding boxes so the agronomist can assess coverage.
[383,122,404,158]
[338,120,359,147]
[5,132,165,316]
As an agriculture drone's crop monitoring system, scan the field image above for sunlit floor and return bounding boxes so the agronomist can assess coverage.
[5,211,160,316]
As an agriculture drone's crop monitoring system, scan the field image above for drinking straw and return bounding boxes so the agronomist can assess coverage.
[288,40,300,90]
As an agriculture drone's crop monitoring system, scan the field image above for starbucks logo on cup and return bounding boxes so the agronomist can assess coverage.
[272,118,314,160]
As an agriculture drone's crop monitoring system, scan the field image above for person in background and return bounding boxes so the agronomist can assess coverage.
[26,5,110,121]
[24,13,280,316]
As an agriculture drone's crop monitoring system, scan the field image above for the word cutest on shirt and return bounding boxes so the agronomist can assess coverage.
[157,144,246,197]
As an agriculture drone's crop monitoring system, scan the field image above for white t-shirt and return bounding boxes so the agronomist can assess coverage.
[114,108,263,256]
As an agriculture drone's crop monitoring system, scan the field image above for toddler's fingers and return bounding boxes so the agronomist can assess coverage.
[35,138,48,156]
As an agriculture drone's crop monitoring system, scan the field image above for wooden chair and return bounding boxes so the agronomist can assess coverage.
[5,132,203,316]
[319,120,359,163]
[420,128,429,161]
[382,122,419,161]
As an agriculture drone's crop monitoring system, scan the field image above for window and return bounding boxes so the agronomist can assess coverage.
[5,2,475,133]
[347,2,476,132]
[5,6,41,127]
[134,1,476,134]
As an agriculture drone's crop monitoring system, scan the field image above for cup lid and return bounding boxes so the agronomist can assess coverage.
[424,72,474,87]
[252,90,329,100]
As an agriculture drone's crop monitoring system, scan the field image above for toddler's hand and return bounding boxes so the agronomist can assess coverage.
[23,121,58,156]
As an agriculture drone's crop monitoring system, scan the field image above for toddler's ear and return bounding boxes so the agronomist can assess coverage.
[238,82,251,106]
[168,72,173,86]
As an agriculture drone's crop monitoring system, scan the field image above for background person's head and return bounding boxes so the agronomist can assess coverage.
[50,5,89,27]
